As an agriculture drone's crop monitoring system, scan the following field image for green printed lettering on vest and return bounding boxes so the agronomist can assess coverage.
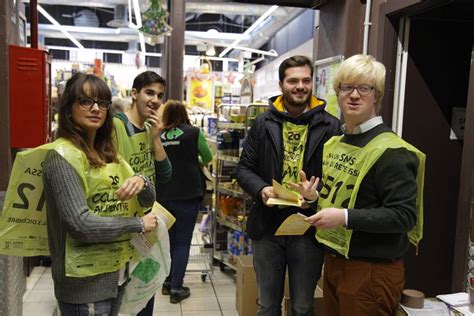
[316,132,425,258]
[282,122,309,189]
[57,140,143,277]
[114,117,156,185]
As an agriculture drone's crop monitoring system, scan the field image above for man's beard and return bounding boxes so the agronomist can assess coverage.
[282,89,311,108]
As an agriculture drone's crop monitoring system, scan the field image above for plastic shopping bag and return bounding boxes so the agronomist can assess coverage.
[119,218,171,314]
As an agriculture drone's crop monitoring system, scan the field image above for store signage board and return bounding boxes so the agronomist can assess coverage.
[186,66,215,112]
[240,75,254,105]
[449,107,465,140]
[314,55,344,119]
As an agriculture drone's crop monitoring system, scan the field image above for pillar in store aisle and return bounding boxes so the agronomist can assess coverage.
[166,0,185,101]
[0,0,27,315]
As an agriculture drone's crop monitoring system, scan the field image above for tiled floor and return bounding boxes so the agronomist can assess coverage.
[22,221,239,315]
[22,265,238,316]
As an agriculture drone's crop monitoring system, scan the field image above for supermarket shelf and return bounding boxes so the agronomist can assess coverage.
[217,154,240,163]
[217,122,245,129]
[213,250,237,271]
[216,216,243,232]
[217,185,244,197]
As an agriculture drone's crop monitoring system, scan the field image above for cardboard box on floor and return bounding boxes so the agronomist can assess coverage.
[235,255,324,316]
[282,285,324,316]
[236,255,259,316]
[282,272,324,316]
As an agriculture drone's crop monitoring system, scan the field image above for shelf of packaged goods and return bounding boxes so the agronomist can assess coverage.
[217,122,245,129]
[216,154,240,163]
[213,250,237,271]
[217,185,244,198]
[216,216,243,232]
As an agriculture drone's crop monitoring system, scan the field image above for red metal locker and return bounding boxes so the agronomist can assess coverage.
[9,45,52,148]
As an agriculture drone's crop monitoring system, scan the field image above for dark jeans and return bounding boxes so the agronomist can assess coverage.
[136,295,154,316]
[160,198,201,289]
[58,284,125,316]
[252,232,325,316]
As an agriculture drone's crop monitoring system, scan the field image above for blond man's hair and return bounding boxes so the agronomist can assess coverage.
[333,54,386,113]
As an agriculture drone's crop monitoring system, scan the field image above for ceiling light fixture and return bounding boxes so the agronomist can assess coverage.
[37,5,84,49]
[206,44,216,56]
[107,4,128,28]
[219,5,278,57]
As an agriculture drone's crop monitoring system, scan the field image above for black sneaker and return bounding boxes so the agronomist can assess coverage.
[170,286,191,304]
[161,282,171,295]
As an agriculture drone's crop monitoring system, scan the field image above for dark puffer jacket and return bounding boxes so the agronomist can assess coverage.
[236,95,341,240]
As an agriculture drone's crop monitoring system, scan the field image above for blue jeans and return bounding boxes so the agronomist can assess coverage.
[253,232,325,316]
[136,295,154,316]
[160,198,201,289]
[58,284,125,316]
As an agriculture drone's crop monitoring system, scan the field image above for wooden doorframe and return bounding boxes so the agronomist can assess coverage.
[453,45,474,291]
[374,0,473,291]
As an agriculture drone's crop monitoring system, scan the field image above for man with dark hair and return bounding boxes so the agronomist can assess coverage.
[236,55,340,315]
[113,71,171,316]
[114,71,171,186]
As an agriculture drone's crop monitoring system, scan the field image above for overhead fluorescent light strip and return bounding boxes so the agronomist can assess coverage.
[128,0,134,28]
[132,0,146,54]
[232,45,278,56]
[219,5,278,57]
[45,45,162,57]
[37,5,84,49]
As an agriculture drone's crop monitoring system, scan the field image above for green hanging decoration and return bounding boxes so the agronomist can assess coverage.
[139,0,173,44]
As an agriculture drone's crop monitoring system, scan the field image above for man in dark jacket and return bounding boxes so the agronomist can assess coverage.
[236,55,340,316]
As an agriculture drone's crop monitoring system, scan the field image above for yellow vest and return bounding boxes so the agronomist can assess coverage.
[0,138,145,277]
[316,132,425,258]
[281,121,308,188]
[114,117,156,185]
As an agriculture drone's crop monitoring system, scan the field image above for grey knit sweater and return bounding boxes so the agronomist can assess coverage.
[42,150,155,304]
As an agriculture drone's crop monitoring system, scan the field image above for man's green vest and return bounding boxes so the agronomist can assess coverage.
[316,132,425,258]
[281,121,308,188]
[114,117,156,185]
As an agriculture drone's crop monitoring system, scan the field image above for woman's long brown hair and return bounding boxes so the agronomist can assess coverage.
[57,73,118,167]
[161,100,191,129]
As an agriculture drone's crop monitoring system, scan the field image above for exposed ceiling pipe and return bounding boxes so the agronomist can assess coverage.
[184,3,286,16]
[245,7,305,50]
[33,24,245,44]
[37,5,84,48]
[362,0,372,54]
[26,0,286,16]
[219,5,279,57]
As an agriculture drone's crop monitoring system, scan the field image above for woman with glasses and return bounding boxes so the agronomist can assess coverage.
[42,73,159,316]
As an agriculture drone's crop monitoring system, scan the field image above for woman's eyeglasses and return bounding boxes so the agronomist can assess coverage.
[78,97,112,111]
[339,84,374,96]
